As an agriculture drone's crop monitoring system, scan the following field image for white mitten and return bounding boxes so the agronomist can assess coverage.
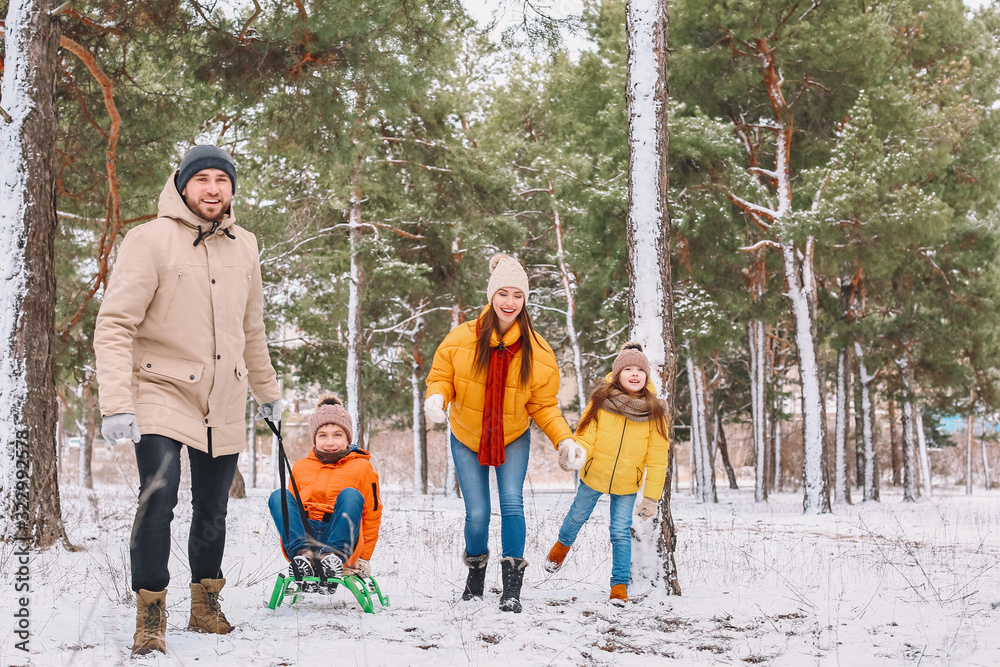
[557,439,586,471]
[636,497,658,521]
[424,394,447,424]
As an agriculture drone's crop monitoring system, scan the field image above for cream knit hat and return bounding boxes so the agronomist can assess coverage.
[486,253,530,304]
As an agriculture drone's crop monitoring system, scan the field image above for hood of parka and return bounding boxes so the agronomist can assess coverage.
[157,170,237,238]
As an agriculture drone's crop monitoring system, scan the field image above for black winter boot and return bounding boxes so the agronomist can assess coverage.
[499,557,527,613]
[461,551,489,601]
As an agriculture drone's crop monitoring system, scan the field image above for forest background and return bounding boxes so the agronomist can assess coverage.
[4,0,1000,515]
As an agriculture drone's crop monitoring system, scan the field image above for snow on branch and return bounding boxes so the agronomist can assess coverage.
[740,239,781,252]
[373,159,452,174]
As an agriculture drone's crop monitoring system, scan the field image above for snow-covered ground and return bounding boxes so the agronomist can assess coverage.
[3,470,999,665]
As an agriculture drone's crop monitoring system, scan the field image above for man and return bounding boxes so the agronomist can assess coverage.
[94,145,282,656]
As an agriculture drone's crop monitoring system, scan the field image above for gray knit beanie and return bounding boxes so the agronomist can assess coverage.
[612,341,651,381]
[175,145,237,195]
[486,253,530,304]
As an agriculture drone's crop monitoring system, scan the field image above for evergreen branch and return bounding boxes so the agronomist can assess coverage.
[516,188,551,197]
[238,0,263,43]
[726,192,777,228]
[260,226,338,266]
[58,34,124,338]
[741,240,781,252]
[373,159,452,174]
[369,306,454,334]
[60,6,125,36]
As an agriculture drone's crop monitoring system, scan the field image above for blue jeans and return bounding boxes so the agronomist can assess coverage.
[451,430,530,558]
[268,488,364,559]
[558,483,636,587]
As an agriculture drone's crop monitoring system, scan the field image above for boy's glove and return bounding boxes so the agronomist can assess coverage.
[636,497,658,521]
[557,439,586,471]
[256,398,283,422]
[345,559,371,578]
[424,394,447,423]
[101,413,141,446]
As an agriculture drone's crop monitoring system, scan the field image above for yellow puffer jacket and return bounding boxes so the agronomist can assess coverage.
[426,307,573,451]
[577,388,670,500]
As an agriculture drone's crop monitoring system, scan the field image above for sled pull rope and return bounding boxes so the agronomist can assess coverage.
[264,417,329,581]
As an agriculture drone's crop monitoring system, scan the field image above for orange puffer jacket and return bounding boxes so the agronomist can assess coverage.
[291,448,382,561]
[425,307,573,452]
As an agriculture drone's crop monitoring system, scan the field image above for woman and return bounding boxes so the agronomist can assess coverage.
[425,254,586,613]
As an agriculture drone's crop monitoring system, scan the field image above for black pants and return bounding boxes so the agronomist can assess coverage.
[130,434,238,592]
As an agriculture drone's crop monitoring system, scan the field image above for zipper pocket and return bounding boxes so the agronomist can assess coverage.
[161,268,183,323]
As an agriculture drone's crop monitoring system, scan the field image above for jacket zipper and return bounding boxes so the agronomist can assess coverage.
[162,268,183,323]
[607,419,628,493]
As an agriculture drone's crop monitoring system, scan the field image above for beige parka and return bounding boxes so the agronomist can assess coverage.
[94,173,280,456]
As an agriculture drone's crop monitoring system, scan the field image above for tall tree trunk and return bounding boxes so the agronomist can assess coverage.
[686,353,703,498]
[772,408,782,492]
[853,358,865,490]
[410,301,428,494]
[965,390,974,496]
[247,397,257,489]
[854,342,879,501]
[915,407,932,498]
[898,355,919,502]
[888,399,901,485]
[346,92,366,448]
[443,242,463,498]
[0,0,67,548]
[549,182,587,412]
[78,377,96,490]
[625,0,679,595]
[981,431,991,490]
[748,320,768,501]
[716,419,738,489]
[833,346,851,505]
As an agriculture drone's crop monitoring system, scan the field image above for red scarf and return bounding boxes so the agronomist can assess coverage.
[478,338,522,466]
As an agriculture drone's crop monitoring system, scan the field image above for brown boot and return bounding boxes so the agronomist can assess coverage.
[132,589,167,656]
[609,584,628,607]
[188,578,234,634]
[544,541,571,573]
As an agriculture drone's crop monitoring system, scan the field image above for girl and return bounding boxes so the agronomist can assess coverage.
[268,396,382,588]
[425,253,585,613]
[544,341,670,606]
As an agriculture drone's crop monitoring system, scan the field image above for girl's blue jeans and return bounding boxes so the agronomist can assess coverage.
[558,482,636,586]
[268,487,363,559]
[451,430,530,558]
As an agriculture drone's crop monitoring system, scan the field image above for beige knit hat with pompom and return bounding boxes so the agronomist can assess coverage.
[612,341,651,380]
[486,253,530,304]
[309,395,354,444]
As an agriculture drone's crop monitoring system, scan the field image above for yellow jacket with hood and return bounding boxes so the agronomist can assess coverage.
[576,378,671,500]
[94,173,281,456]
[425,307,573,451]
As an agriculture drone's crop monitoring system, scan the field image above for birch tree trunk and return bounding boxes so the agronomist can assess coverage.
[410,301,428,494]
[693,364,716,503]
[625,0,680,595]
[915,407,932,498]
[773,410,782,492]
[748,320,768,501]
[854,342,879,501]
[981,433,991,490]
[686,353,704,501]
[0,0,67,547]
[897,355,919,502]
[346,92,367,448]
[443,247,462,497]
[833,346,851,505]
[549,182,587,412]
[888,399,901,485]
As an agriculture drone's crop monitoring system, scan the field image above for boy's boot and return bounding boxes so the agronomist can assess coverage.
[499,557,528,613]
[461,551,489,601]
[188,578,234,634]
[544,541,571,573]
[318,552,344,594]
[609,584,628,607]
[132,589,167,656]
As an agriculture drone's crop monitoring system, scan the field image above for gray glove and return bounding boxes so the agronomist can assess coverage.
[256,398,282,422]
[101,413,141,446]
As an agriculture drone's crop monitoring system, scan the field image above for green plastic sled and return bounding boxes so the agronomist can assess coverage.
[267,572,389,613]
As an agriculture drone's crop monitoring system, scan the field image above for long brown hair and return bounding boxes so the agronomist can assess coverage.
[578,376,669,439]
[474,305,536,386]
